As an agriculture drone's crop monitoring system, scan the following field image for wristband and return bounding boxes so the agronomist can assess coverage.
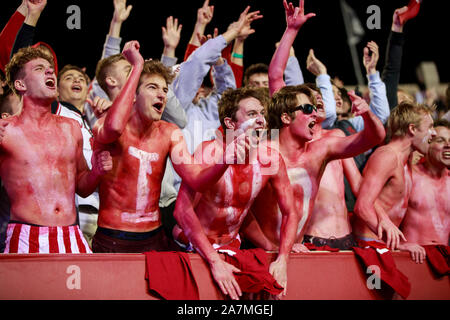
[231,52,243,59]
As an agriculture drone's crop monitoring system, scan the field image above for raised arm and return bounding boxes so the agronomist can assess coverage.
[228,13,262,88]
[173,181,242,300]
[268,0,315,96]
[282,44,304,86]
[189,0,214,48]
[173,6,261,107]
[161,16,182,65]
[325,91,386,161]
[10,0,47,59]
[84,0,133,127]
[363,41,390,125]
[381,6,409,109]
[159,16,187,129]
[93,41,144,144]
[0,1,27,72]
[108,0,132,39]
[306,49,337,128]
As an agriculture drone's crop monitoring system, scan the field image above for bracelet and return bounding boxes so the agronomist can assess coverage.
[231,52,243,59]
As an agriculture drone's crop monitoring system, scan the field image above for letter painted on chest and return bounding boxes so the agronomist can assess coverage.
[121,147,159,223]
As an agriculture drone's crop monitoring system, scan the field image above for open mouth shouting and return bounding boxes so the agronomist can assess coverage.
[45,77,56,90]
[443,151,450,160]
[152,102,164,114]
[71,84,82,93]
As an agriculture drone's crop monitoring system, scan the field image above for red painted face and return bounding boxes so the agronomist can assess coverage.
[19,58,57,101]
[288,93,317,141]
[134,74,168,122]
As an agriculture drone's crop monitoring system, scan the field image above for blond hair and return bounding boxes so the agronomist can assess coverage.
[387,102,434,139]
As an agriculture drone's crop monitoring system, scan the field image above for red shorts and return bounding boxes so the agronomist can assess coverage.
[4,223,92,253]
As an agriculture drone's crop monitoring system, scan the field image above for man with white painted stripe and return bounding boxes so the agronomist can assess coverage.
[1,47,112,253]
[244,0,386,253]
[91,41,245,253]
[247,85,385,251]
[173,86,299,300]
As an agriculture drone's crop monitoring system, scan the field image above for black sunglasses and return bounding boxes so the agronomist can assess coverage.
[291,103,317,114]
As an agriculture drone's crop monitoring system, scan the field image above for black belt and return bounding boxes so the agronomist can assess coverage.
[303,233,358,250]
[96,226,162,241]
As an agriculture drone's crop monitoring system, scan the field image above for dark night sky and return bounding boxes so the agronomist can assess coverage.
[1,0,448,85]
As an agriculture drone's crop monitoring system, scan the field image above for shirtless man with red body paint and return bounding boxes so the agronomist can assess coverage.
[173,86,299,300]
[242,0,384,251]
[398,121,449,263]
[353,102,436,252]
[91,41,245,253]
[1,47,112,253]
[301,85,362,250]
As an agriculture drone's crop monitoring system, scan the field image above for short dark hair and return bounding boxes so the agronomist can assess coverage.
[243,63,268,86]
[58,64,89,84]
[138,60,175,89]
[0,87,18,115]
[267,85,316,130]
[218,87,270,131]
[434,118,450,129]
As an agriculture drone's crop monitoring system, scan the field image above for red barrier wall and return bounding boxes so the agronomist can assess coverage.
[0,251,448,300]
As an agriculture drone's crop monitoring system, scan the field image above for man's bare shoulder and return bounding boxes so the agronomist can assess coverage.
[321,128,346,138]
[156,120,179,132]
[370,144,399,159]
[53,113,79,126]
[52,114,82,136]
[364,145,400,173]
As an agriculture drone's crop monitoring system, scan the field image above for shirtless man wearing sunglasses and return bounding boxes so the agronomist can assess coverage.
[241,0,386,251]
[245,85,385,251]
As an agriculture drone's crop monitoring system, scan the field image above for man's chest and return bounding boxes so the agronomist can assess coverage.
[4,124,77,165]
[212,164,267,206]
